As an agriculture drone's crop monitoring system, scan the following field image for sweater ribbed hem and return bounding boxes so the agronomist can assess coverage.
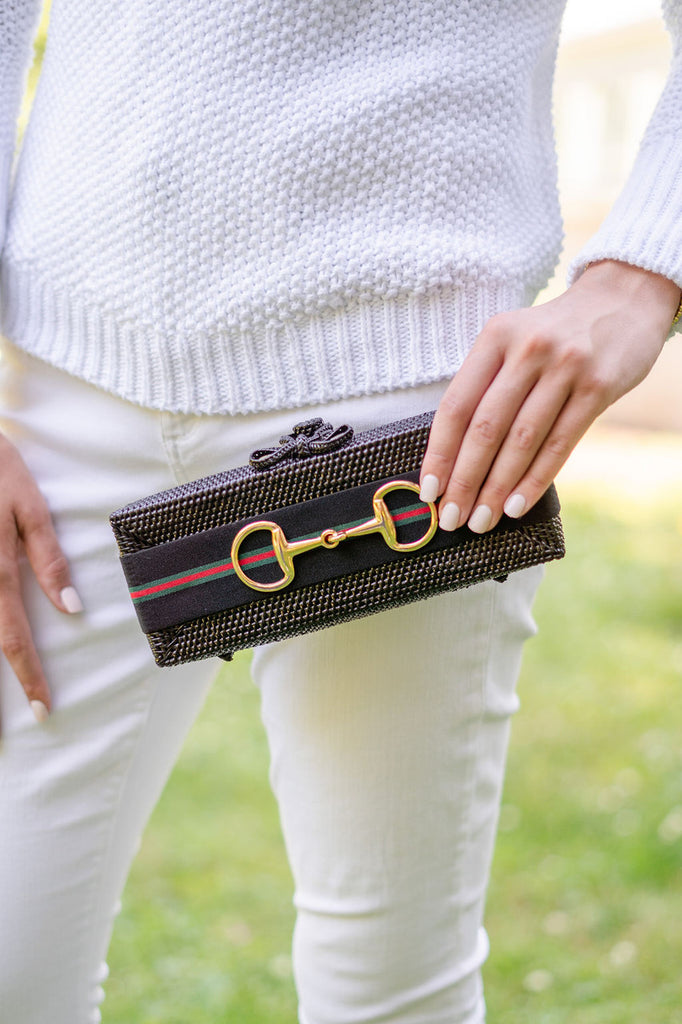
[567,132,682,335]
[0,265,525,414]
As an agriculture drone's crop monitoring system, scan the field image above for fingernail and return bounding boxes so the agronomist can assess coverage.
[419,474,440,503]
[439,502,460,532]
[504,493,526,519]
[60,586,84,614]
[468,504,493,533]
[31,700,50,723]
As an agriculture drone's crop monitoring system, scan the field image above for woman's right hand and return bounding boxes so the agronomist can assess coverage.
[0,432,82,726]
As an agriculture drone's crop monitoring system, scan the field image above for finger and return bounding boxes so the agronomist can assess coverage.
[464,372,574,531]
[497,389,606,521]
[0,558,51,719]
[436,362,544,529]
[443,379,539,516]
[419,339,504,502]
[16,496,83,615]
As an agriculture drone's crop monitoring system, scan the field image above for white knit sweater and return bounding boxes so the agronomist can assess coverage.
[1,1,681,414]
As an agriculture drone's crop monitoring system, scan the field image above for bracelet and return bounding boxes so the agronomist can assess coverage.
[673,290,682,327]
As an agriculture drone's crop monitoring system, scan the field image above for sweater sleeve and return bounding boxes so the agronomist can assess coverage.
[0,0,43,259]
[566,0,682,331]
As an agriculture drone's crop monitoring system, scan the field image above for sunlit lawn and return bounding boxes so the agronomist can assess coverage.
[103,488,682,1024]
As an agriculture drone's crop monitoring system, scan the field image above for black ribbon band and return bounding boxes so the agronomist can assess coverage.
[120,471,560,634]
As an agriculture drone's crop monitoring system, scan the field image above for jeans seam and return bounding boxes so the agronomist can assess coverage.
[159,411,194,484]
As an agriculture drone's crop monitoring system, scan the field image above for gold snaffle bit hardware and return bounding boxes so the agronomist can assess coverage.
[231,480,438,593]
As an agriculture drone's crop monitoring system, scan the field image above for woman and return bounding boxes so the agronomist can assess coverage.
[1,2,680,1021]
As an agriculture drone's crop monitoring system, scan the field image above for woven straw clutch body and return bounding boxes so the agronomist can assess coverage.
[110,411,565,667]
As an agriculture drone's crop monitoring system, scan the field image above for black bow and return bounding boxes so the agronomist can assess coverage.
[249,418,354,469]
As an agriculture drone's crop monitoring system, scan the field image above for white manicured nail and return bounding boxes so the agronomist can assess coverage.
[504,493,527,519]
[31,700,50,723]
[439,502,460,532]
[419,474,440,503]
[60,586,84,614]
[468,504,493,534]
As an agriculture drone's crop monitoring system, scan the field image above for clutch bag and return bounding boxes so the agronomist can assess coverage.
[110,411,565,666]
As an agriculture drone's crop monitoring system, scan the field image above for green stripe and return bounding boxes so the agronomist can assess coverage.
[131,503,431,602]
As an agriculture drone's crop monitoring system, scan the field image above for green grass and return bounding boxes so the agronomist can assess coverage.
[17,15,682,1020]
[102,497,682,1023]
[484,499,682,1024]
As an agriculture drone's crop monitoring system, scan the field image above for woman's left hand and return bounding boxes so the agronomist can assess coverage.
[419,259,681,532]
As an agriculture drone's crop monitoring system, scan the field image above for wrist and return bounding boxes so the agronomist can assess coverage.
[580,259,682,330]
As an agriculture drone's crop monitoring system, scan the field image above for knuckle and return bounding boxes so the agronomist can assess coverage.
[425,449,454,472]
[40,553,70,585]
[526,469,550,493]
[480,313,510,343]
[545,433,570,458]
[577,371,610,402]
[17,501,51,536]
[447,473,476,495]
[482,479,509,503]
[523,332,553,360]
[437,392,467,425]
[1,632,27,661]
[558,343,590,374]
[471,416,501,447]
[511,422,538,452]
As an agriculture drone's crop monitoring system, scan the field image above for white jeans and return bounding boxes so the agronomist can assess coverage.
[0,340,543,1024]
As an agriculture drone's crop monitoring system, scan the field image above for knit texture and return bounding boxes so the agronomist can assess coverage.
[0,1,681,414]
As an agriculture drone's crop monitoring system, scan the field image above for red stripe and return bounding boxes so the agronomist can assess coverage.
[130,547,277,600]
[131,505,429,599]
[130,562,233,599]
[393,506,429,522]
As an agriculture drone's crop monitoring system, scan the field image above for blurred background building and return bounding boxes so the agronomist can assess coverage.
[550,0,681,432]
